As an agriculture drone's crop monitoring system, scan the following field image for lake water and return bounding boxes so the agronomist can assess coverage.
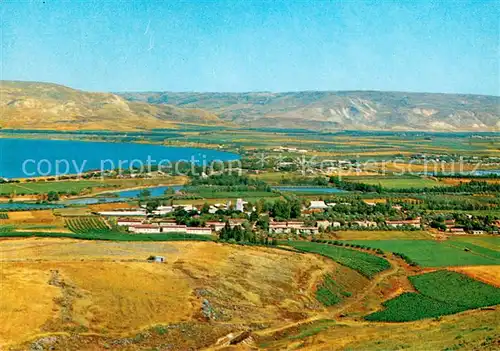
[273,186,345,193]
[0,138,239,178]
[61,185,184,205]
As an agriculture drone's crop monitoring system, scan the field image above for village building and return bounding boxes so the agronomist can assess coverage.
[99,210,147,217]
[206,221,225,232]
[186,227,212,235]
[308,201,328,210]
[117,218,144,227]
[449,227,465,234]
[297,226,319,235]
[470,230,485,235]
[229,218,247,228]
[269,222,290,234]
[129,225,161,234]
[316,220,331,229]
[385,218,421,228]
[353,220,378,228]
[161,225,187,233]
[158,219,177,227]
[286,221,305,229]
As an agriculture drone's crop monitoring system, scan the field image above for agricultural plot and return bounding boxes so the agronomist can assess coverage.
[450,236,500,252]
[366,271,500,322]
[65,217,112,234]
[343,176,443,189]
[315,274,351,306]
[288,241,391,278]
[0,213,8,219]
[0,225,13,233]
[345,240,500,267]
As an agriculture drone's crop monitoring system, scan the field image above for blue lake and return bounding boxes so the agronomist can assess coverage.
[273,186,345,193]
[61,185,184,205]
[0,138,239,178]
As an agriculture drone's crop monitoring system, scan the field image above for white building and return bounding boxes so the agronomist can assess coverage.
[287,221,305,229]
[316,220,331,229]
[161,225,187,233]
[471,230,485,235]
[297,227,319,235]
[309,201,328,210]
[186,227,212,235]
[206,221,225,232]
[99,210,147,217]
[353,220,377,228]
[117,218,144,227]
[129,225,161,234]
[236,198,247,212]
[269,223,291,234]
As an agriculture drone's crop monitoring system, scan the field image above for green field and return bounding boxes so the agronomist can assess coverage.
[345,240,500,267]
[0,180,109,195]
[366,270,500,322]
[65,216,113,234]
[287,241,391,278]
[450,236,500,251]
[343,176,443,189]
[0,212,8,219]
[0,231,214,241]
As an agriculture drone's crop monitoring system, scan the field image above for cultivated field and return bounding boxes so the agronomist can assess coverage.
[345,239,500,267]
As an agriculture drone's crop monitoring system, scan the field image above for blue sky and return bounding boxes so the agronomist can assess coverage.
[1,0,499,95]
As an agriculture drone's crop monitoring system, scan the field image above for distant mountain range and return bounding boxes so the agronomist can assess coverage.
[120,91,500,131]
[0,81,221,130]
[1,81,498,131]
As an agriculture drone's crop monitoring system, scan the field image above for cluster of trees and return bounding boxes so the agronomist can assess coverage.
[329,176,500,195]
[428,213,499,233]
[329,176,383,193]
[190,173,271,191]
[219,221,277,245]
[279,176,329,186]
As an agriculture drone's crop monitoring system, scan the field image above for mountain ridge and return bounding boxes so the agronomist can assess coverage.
[0,81,223,131]
[119,90,500,131]
[1,80,498,131]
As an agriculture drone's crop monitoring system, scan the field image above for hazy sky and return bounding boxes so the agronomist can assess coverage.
[1,0,499,94]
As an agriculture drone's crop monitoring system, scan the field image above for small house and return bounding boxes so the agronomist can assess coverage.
[309,201,328,210]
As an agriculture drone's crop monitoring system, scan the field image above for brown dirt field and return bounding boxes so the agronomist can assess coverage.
[88,202,136,211]
[439,178,500,185]
[0,238,353,349]
[448,266,500,288]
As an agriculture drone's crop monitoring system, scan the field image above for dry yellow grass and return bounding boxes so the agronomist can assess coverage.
[0,238,346,348]
[448,265,500,288]
[0,210,66,228]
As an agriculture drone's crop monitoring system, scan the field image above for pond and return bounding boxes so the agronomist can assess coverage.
[0,138,239,178]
